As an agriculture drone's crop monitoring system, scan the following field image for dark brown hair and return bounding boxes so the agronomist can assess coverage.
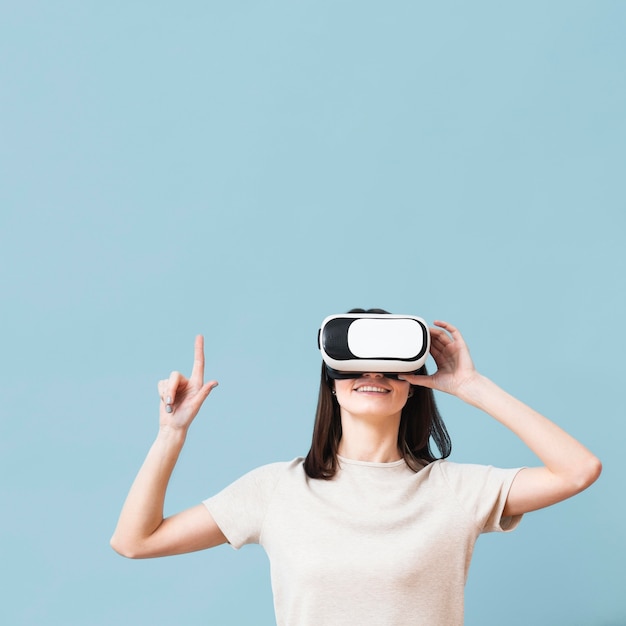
[303,308,452,479]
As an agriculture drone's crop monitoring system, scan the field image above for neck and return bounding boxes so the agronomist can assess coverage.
[337,410,402,463]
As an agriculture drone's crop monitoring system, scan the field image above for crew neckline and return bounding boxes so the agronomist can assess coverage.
[337,455,407,468]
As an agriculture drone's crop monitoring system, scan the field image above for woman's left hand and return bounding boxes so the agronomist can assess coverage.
[399,320,479,397]
[403,321,602,517]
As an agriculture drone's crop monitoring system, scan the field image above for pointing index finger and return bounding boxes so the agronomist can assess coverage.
[190,335,205,384]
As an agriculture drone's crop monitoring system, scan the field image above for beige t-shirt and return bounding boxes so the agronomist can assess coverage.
[203,457,523,626]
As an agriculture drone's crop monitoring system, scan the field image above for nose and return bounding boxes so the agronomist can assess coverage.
[362,372,384,379]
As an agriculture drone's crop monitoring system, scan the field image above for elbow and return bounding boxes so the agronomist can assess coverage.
[573,454,602,493]
[585,455,603,487]
[110,534,144,559]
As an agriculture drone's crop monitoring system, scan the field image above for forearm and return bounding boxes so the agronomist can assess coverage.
[457,374,601,488]
[111,426,188,556]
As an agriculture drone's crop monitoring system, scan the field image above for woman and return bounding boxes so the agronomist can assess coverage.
[111,312,601,625]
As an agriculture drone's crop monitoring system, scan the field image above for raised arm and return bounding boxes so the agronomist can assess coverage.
[401,321,602,517]
[110,335,227,559]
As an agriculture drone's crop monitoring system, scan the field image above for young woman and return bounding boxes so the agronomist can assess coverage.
[111,312,601,626]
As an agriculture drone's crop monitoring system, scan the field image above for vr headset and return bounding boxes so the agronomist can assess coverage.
[318,313,430,380]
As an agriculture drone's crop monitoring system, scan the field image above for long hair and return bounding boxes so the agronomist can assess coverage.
[303,308,452,479]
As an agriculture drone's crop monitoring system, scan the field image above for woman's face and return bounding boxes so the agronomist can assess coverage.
[333,372,412,421]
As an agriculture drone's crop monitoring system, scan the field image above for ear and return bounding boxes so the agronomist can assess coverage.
[407,386,414,398]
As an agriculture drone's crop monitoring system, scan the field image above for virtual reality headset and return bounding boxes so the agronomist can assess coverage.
[318,313,430,379]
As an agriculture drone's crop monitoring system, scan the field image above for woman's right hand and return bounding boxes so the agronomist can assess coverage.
[111,335,224,559]
[157,335,218,432]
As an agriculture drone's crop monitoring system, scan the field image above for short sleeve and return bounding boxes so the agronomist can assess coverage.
[437,461,524,533]
[203,462,288,549]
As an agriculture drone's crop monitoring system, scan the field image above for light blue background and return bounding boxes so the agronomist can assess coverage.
[1,2,624,625]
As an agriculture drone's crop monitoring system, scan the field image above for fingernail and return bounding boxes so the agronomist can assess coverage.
[165,405,173,413]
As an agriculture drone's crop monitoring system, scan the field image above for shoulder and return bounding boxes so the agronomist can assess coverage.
[430,459,521,486]
[213,457,305,495]
[202,458,306,548]
[245,457,304,478]
[427,460,524,532]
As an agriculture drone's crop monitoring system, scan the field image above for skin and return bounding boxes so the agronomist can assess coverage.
[334,373,411,463]
[110,336,227,558]
[110,322,602,558]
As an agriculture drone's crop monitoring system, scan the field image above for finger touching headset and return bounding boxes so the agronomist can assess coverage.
[318,313,430,379]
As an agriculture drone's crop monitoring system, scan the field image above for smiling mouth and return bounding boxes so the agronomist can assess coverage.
[354,385,390,394]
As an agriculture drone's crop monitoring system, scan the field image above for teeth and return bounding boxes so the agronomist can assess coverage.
[356,386,389,393]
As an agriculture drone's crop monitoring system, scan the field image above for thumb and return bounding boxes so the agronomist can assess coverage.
[199,380,219,402]
[398,374,436,389]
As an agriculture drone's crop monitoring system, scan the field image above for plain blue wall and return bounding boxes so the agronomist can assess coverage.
[1,2,624,624]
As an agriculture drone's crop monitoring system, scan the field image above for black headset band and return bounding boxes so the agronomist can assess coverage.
[324,365,414,381]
